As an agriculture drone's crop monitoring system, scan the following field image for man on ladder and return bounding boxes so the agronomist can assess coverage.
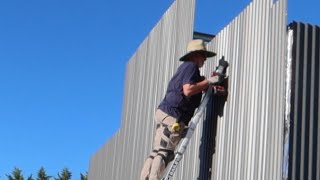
[140,39,227,180]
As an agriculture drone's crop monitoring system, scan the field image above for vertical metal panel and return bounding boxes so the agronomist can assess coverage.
[88,0,197,179]
[288,22,320,180]
[203,0,287,179]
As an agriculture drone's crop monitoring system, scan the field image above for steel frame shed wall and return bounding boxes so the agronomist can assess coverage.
[201,0,287,179]
[88,0,289,179]
[88,0,197,179]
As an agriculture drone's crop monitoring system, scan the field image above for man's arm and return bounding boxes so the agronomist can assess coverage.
[182,79,210,97]
[183,75,222,97]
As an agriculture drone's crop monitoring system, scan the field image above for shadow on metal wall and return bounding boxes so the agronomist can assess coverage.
[198,79,229,180]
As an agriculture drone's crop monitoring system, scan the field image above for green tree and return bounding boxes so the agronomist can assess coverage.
[6,167,24,180]
[54,168,71,180]
[6,167,34,180]
[36,167,51,180]
[80,172,87,180]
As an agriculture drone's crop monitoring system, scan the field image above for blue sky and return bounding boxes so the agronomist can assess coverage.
[0,0,319,179]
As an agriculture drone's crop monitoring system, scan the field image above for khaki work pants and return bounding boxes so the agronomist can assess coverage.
[140,109,185,180]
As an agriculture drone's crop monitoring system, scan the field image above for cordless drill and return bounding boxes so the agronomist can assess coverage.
[211,56,229,95]
[212,56,229,78]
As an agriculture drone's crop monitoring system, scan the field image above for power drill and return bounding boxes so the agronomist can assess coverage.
[171,56,229,133]
[211,56,229,95]
[212,56,229,77]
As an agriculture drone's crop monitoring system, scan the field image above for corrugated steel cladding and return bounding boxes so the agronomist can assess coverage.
[88,0,197,179]
[288,22,320,180]
[88,0,290,179]
[204,0,287,179]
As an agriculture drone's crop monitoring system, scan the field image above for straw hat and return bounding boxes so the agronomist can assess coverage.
[180,39,216,61]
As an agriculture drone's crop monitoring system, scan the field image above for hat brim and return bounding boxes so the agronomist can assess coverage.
[179,50,216,61]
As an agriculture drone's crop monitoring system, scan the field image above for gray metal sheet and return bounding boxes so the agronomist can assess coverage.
[201,0,287,179]
[88,0,197,179]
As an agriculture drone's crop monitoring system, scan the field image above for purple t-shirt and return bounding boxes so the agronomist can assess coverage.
[158,61,202,124]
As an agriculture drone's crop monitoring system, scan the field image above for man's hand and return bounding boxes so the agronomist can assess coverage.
[212,85,228,96]
[207,75,223,85]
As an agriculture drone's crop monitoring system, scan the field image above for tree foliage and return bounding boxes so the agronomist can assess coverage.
[54,168,71,180]
[80,172,87,180]
[4,167,87,180]
[6,167,24,180]
[36,167,51,180]
[6,167,33,180]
